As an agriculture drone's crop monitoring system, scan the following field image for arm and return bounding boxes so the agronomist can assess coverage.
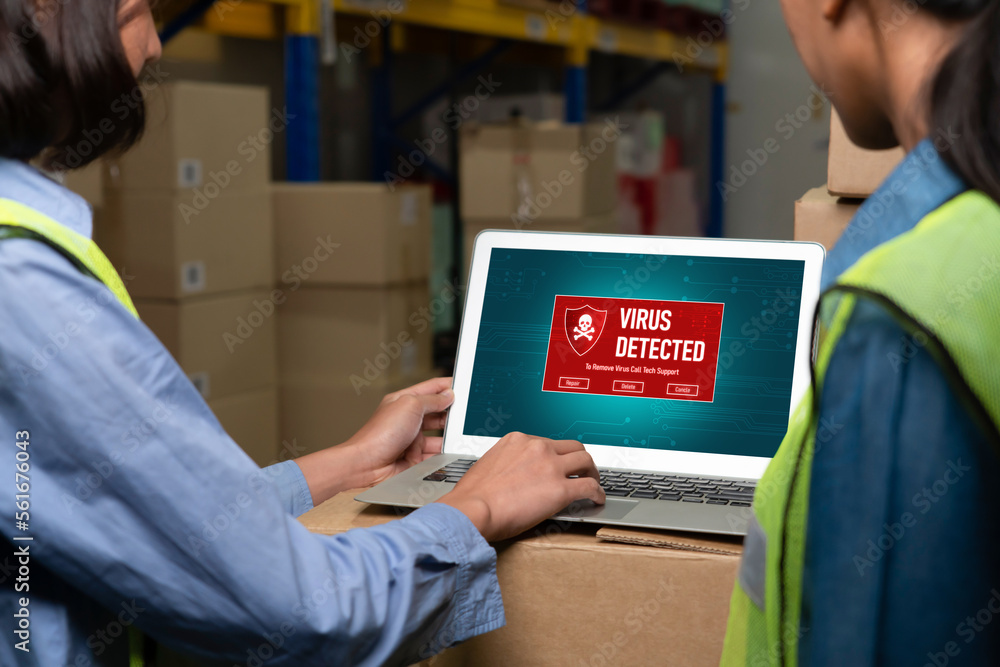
[800,299,1000,666]
[0,241,501,666]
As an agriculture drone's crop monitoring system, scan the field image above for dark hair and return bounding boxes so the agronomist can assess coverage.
[928,0,1000,201]
[0,0,146,170]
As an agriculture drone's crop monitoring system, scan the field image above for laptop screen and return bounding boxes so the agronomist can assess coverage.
[461,247,806,460]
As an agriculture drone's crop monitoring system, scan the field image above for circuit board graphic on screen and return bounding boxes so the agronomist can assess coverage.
[462,248,805,459]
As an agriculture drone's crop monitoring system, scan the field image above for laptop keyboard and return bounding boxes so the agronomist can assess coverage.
[423,459,755,507]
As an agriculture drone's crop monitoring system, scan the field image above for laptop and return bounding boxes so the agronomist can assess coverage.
[357,230,825,536]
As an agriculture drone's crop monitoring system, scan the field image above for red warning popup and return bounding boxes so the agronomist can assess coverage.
[542,295,725,402]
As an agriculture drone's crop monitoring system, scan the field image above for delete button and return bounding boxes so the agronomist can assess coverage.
[613,380,644,393]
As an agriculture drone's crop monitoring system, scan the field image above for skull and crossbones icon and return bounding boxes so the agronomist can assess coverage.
[573,314,595,341]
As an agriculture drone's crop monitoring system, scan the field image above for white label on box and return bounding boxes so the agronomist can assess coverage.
[400,341,417,376]
[177,159,203,188]
[525,14,546,40]
[189,372,210,399]
[399,192,418,226]
[180,260,206,294]
[597,28,618,53]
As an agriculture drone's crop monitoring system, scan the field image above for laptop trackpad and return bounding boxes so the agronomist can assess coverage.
[554,498,638,521]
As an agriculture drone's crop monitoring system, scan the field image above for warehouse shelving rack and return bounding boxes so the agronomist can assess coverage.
[159,0,728,237]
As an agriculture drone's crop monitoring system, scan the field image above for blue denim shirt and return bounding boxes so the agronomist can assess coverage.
[800,140,1000,665]
[0,159,503,666]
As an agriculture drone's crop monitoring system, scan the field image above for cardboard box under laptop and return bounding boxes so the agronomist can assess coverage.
[280,374,437,456]
[460,120,618,223]
[99,189,273,299]
[277,284,434,384]
[107,81,272,195]
[135,289,278,401]
[300,493,742,667]
[794,185,861,251]
[828,109,905,198]
[273,183,431,286]
[208,386,279,467]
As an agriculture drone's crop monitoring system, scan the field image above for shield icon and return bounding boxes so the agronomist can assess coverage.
[565,304,608,356]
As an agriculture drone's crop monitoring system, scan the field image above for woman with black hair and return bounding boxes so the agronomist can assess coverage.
[0,1,604,665]
[723,0,1000,664]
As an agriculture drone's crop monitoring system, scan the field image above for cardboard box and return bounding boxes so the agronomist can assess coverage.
[794,186,861,251]
[136,289,278,401]
[107,81,271,194]
[828,109,905,198]
[273,183,431,286]
[280,374,437,456]
[208,386,279,467]
[100,189,273,299]
[277,284,434,384]
[462,215,615,275]
[460,121,618,222]
[299,493,742,666]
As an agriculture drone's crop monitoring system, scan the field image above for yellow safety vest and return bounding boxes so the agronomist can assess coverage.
[721,190,1000,665]
[0,197,137,317]
[0,197,144,666]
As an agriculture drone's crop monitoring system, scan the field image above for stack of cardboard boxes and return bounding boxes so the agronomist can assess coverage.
[273,183,437,456]
[794,109,905,250]
[96,81,279,466]
[459,120,618,273]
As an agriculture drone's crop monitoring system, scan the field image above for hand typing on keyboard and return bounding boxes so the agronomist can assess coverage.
[437,433,606,542]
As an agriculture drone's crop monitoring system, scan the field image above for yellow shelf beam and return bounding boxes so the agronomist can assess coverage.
[186,0,726,78]
[581,16,721,75]
[332,0,577,47]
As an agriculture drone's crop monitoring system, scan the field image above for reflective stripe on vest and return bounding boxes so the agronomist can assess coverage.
[0,197,138,318]
[721,190,1000,666]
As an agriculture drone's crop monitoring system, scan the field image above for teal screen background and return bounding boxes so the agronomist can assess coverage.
[461,248,806,459]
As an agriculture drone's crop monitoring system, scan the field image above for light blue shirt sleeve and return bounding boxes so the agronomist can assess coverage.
[0,238,504,666]
[267,460,316,518]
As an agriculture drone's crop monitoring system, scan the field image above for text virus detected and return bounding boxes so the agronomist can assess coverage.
[541,295,725,402]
